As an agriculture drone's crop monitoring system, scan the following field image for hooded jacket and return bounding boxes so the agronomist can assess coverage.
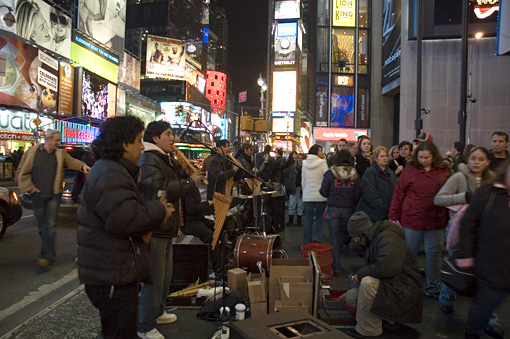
[358,220,423,324]
[138,142,196,238]
[388,165,450,230]
[434,163,495,218]
[356,163,397,222]
[302,154,328,202]
[319,165,360,208]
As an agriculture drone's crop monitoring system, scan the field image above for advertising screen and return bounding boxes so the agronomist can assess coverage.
[58,61,74,116]
[146,35,186,80]
[331,86,354,128]
[315,84,329,127]
[81,68,116,120]
[0,36,59,112]
[272,71,296,112]
[274,35,296,65]
[77,0,126,55]
[5,0,72,57]
[276,22,298,37]
[70,42,119,84]
[274,0,300,19]
[382,0,401,88]
[160,102,203,128]
[272,117,294,133]
[118,52,140,90]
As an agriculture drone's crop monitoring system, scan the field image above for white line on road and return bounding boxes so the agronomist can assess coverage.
[20,215,34,219]
[0,269,78,321]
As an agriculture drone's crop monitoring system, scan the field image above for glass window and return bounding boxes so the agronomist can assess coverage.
[359,0,368,28]
[316,28,330,72]
[317,0,330,26]
[332,28,354,74]
[358,30,369,74]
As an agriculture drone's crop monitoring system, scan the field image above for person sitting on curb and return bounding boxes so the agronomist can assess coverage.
[339,211,423,337]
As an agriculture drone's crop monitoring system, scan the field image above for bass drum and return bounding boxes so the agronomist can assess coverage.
[234,234,284,273]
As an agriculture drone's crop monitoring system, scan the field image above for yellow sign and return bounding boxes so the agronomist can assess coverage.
[333,0,356,27]
[32,117,42,126]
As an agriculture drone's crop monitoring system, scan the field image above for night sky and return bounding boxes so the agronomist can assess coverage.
[216,0,268,112]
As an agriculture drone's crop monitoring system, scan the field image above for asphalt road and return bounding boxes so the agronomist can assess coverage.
[0,187,82,338]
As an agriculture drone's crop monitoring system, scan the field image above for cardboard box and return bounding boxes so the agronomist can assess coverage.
[274,300,309,313]
[247,273,267,303]
[250,301,268,318]
[280,276,313,300]
[228,268,248,298]
[269,258,313,313]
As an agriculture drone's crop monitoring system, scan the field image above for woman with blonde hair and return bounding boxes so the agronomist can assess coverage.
[356,146,397,222]
[16,0,51,44]
[388,145,403,176]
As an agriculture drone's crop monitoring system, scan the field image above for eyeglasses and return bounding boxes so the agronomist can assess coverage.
[50,13,68,26]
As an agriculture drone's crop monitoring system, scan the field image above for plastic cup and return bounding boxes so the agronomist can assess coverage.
[235,303,246,320]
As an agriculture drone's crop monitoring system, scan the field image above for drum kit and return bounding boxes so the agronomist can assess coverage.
[221,190,287,274]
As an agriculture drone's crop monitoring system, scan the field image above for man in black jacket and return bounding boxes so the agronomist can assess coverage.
[255,145,275,183]
[341,212,423,337]
[207,140,240,200]
[137,121,204,339]
[77,116,173,339]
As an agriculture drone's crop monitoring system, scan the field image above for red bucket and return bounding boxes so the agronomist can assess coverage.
[300,242,333,259]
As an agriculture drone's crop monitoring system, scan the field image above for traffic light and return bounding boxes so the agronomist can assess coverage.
[176,105,184,115]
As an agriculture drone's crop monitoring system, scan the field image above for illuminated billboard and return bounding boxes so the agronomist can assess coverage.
[274,0,300,19]
[146,35,186,80]
[81,68,117,120]
[314,127,368,142]
[0,36,58,112]
[333,0,356,27]
[276,22,298,37]
[160,102,204,128]
[272,71,296,112]
[70,41,119,84]
[206,70,227,114]
[118,52,141,90]
[77,0,126,55]
[272,117,294,133]
[9,0,72,57]
[275,35,296,65]
[58,61,74,116]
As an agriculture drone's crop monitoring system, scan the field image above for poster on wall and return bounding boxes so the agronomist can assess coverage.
[0,36,59,112]
[77,0,126,55]
[315,84,328,127]
[0,0,72,57]
[333,0,356,27]
[330,86,354,128]
[81,68,116,120]
[58,61,74,116]
[382,0,401,88]
[356,88,370,128]
[145,35,186,80]
[118,52,140,90]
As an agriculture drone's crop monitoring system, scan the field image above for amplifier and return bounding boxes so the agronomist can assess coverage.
[170,243,209,293]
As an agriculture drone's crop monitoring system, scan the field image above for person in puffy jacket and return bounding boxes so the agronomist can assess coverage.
[356,146,397,222]
[389,141,450,300]
[302,144,328,244]
[320,150,360,275]
[77,116,173,339]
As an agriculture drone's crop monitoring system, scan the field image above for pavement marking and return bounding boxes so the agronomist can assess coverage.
[20,215,34,219]
[1,282,84,339]
[0,269,78,321]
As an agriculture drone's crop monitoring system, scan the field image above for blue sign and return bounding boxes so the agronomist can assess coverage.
[331,94,355,127]
[203,28,209,44]
[276,22,297,38]
[74,36,120,64]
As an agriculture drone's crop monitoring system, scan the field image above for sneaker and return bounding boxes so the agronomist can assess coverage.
[37,259,52,268]
[137,328,165,339]
[156,312,177,324]
[439,304,454,314]
[424,291,440,300]
[484,324,505,339]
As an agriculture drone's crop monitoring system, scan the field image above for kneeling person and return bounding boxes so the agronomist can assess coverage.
[342,212,423,337]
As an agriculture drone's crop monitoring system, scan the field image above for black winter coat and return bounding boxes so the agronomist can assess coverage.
[138,145,195,238]
[256,152,275,182]
[77,158,166,286]
[284,163,302,195]
[273,156,285,183]
[457,184,510,289]
[358,221,423,324]
[355,152,371,178]
[319,166,360,209]
[207,154,237,200]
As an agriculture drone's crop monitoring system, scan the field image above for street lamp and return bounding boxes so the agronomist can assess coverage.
[257,74,267,118]
[466,31,483,143]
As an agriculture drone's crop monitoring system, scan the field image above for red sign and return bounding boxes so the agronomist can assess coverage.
[314,127,368,142]
[239,90,247,103]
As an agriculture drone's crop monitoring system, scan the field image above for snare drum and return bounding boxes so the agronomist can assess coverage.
[234,234,284,273]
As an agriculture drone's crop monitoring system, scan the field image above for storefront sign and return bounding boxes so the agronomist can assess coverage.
[54,120,99,144]
[0,132,34,141]
[0,111,52,133]
[314,127,368,142]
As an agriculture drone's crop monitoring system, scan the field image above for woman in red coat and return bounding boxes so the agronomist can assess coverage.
[389,141,450,299]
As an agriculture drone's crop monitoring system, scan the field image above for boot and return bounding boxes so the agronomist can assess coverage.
[287,214,294,226]
[297,215,302,225]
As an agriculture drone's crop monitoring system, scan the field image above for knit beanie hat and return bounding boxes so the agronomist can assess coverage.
[334,150,354,167]
[347,212,373,236]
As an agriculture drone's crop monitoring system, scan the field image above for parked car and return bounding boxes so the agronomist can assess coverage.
[0,187,23,239]
[19,145,90,214]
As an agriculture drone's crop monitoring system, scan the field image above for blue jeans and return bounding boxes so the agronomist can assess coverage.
[303,201,327,244]
[439,222,457,305]
[288,187,304,216]
[326,207,355,272]
[31,193,61,262]
[466,279,509,336]
[403,227,444,295]
[138,237,174,333]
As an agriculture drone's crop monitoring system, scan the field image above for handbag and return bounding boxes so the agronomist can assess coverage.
[440,257,477,297]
